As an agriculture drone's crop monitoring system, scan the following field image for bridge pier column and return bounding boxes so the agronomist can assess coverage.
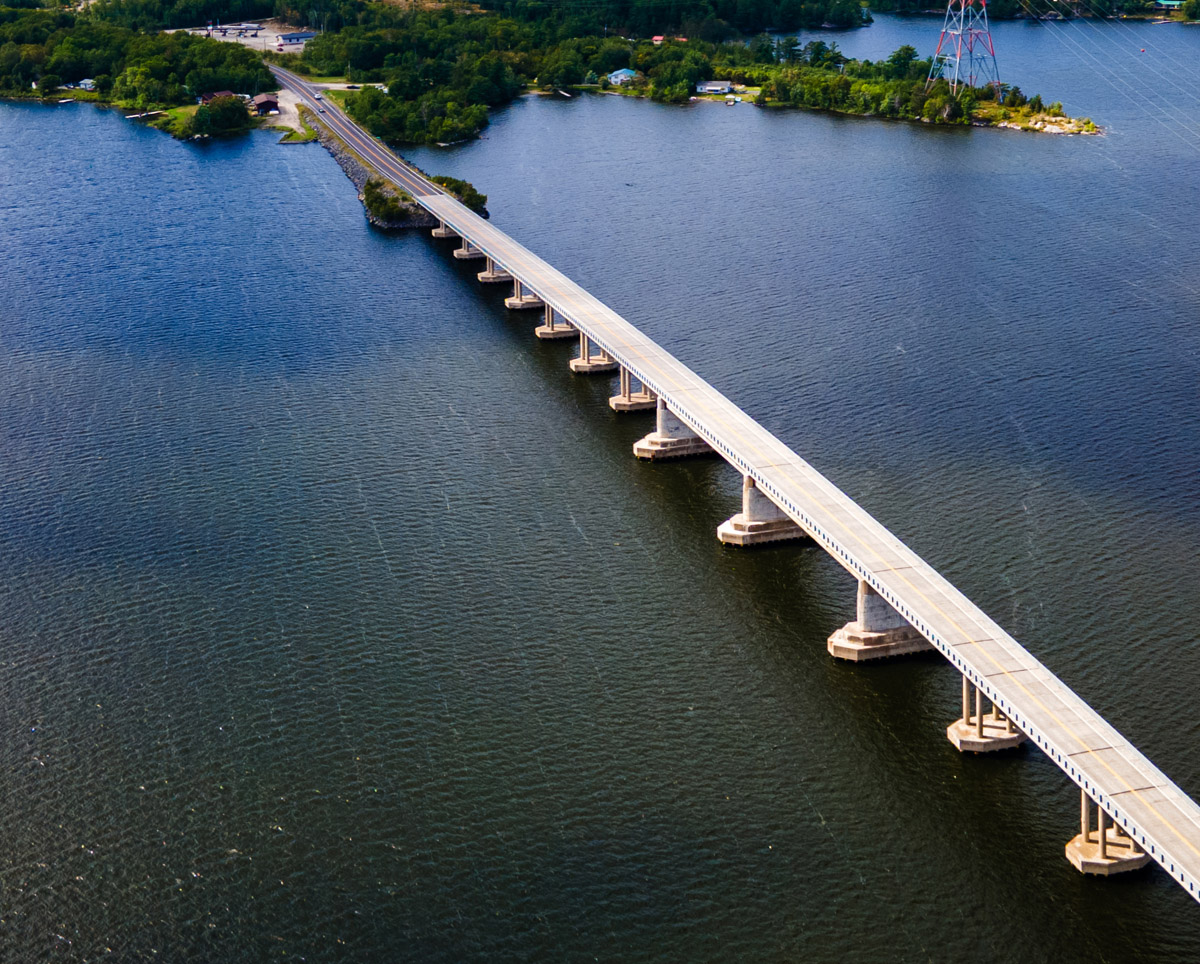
[505,277,544,310]
[632,398,713,460]
[535,305,576,340]
[569,332,619,374]
[453,239,486,260]
[717,476,808,546]
[477,257,512,284]
[431,220,456,238]
[827,581,934,661]
[609,366,656,412]
[946,676,1027,751]
[1066,789,1151,875]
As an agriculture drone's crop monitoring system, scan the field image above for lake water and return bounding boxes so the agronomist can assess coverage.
[2,14,1199,960]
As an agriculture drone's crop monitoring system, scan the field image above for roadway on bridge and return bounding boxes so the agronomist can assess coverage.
[275,64,1200,901]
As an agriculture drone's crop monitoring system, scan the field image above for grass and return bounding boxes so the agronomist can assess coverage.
[148,103,197,137]
[2,86,103,102]
[280,104,319,142]
[971,100,1098,134]
[261,51,348,83]
[58,88,103,102]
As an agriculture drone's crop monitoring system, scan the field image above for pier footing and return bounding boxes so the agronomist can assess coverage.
[453,243,486,260]
[1066,834,1151,876]
[1067,791,1151,875]
[718,515,806,546]
[477,258,511,284]
[827,625,931,661]
[431,221,456,239]
[536,306,575,340]
[633,435,712,459]
[827,581,933,660]
[718,476,807,546]
[569,332,618,373]
[609,368,656,412]
[633,399,712,460]
[570,354,619,373]
[946,717,1027,752]
[610,391,657,412]
[536,322,577,340]
[947,677,1027,752]
[506,294,545,310]
[505,279,543,310]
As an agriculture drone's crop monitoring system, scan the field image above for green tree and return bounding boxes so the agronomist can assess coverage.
[1002,85,1027,108]
[204,93,250,132]
[885,44,918,79]
[430,175,487,213]
[112,64,164,107]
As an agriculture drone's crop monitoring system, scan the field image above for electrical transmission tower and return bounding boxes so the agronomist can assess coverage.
[926,0,1000,94]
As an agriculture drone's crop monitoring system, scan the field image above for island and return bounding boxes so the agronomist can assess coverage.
[0,0,1100,212]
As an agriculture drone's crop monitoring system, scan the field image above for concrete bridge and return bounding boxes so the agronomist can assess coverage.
[273,66,1200,903]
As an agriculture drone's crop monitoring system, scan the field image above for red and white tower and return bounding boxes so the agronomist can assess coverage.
[926,0,1000,93]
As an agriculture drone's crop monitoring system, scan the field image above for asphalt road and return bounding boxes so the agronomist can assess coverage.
[270,65,442,198]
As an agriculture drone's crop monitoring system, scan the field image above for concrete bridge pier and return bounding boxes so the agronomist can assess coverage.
[431,220,456,238]
[609,367,656,412]
[1067,789,1151,875]
[717,476,808,546]
[477,257,512,284]
[453,239,486,260]
[946,676,1027,751]
[827,581,934,661]
[505,278,544,310]
[633,398,713,460]
[569,332,619,374]
[535,305,576,340]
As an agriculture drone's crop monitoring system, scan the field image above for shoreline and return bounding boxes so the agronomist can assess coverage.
[304,110,437,230]
[0,79,1099,155]
[558,85,1100,135]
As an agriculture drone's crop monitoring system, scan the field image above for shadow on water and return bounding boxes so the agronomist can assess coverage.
[427,225,986,782]
[416,228,1200,958]
[8,83,1200,959]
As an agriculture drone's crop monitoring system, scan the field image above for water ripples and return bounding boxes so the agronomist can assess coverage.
[4,25,1200,957]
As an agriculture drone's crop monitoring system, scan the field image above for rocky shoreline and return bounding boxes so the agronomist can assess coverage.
[309,116,437,231]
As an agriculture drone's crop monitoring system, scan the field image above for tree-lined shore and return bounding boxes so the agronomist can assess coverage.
[0,0,1097,145]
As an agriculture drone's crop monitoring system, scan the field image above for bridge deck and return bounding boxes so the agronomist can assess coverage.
[421,192,1200,899]
[273,66,1200,901]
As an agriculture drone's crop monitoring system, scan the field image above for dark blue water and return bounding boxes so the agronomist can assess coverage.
[2,15,1199,959]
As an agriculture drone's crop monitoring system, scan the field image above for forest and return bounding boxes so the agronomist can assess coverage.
[0,6,272,102]
[89,0,274,32]
[290,8,852,143]
[471,0,871,35]
[1,0,1097,143]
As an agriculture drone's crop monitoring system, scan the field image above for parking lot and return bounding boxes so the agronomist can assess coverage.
[173,20,315,55]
